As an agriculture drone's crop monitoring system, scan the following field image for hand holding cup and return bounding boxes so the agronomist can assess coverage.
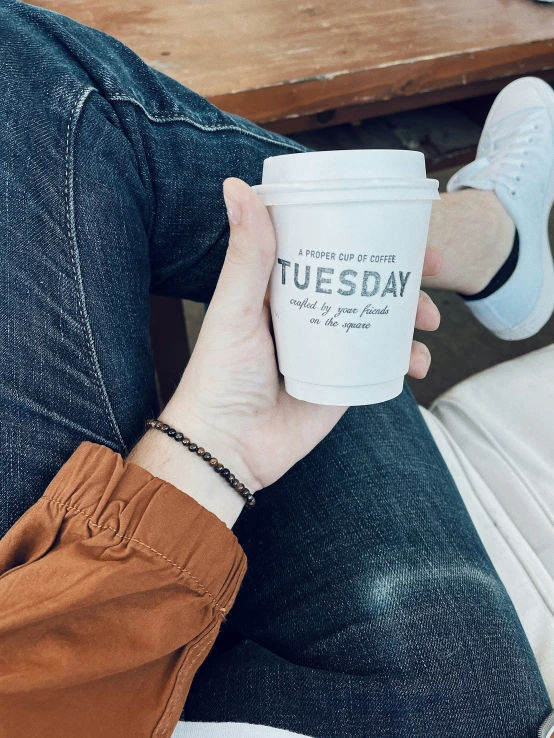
[166,177,441,495]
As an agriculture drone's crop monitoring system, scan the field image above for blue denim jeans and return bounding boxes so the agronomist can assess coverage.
[0,1,551,736]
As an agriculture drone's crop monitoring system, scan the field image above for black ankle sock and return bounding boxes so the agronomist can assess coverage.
[459,230,520,302]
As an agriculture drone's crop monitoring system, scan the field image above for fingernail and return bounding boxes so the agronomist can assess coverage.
[223,182,242,225]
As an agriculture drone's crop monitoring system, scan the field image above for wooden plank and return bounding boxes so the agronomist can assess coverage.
[210,38,554,124]
[268,68,554,135]
[31,0,554,125]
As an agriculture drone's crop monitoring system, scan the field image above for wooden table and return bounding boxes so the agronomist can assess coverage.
[32,0,554,133]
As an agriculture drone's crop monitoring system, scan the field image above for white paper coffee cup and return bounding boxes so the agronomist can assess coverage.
[253,150,440,406]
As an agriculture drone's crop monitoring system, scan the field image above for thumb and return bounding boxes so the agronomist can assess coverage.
[209,178,276,322]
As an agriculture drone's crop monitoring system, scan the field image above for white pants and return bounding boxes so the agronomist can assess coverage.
[426,343,554,699]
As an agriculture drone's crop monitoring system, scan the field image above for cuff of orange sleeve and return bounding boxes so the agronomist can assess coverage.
[43,441,247,613]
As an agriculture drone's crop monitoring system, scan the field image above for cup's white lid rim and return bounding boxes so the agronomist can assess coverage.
[253,178,438,194]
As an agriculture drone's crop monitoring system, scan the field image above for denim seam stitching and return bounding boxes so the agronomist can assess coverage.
[42,495,227,612]
[65,86,127,454]
[106,94,306,152]
[2,385,116,446]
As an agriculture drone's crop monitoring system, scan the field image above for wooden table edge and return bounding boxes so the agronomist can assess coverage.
[207,39,554,132]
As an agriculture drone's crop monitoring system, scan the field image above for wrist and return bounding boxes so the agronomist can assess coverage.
[161,397,262,495]
[128,429,246,529]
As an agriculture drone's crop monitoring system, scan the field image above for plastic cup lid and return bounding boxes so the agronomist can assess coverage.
[254,150,440,203]
[261,149,428,184]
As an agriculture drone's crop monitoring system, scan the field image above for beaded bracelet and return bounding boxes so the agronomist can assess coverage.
[145,419,256,508]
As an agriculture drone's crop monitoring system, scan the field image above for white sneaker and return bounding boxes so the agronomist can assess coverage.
[447,77,554,340]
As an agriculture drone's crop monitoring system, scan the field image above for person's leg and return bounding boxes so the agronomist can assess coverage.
[185,385,552,737]
[0,0,527,532]
[424,190,516,294]
[0,0,305,536]
[426,78,554,341]
[0,3,550,735]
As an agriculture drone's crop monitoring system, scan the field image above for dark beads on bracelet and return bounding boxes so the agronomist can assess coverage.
[145,419,255,508]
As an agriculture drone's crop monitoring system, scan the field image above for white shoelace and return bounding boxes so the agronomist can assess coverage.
[449,108,549,196]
